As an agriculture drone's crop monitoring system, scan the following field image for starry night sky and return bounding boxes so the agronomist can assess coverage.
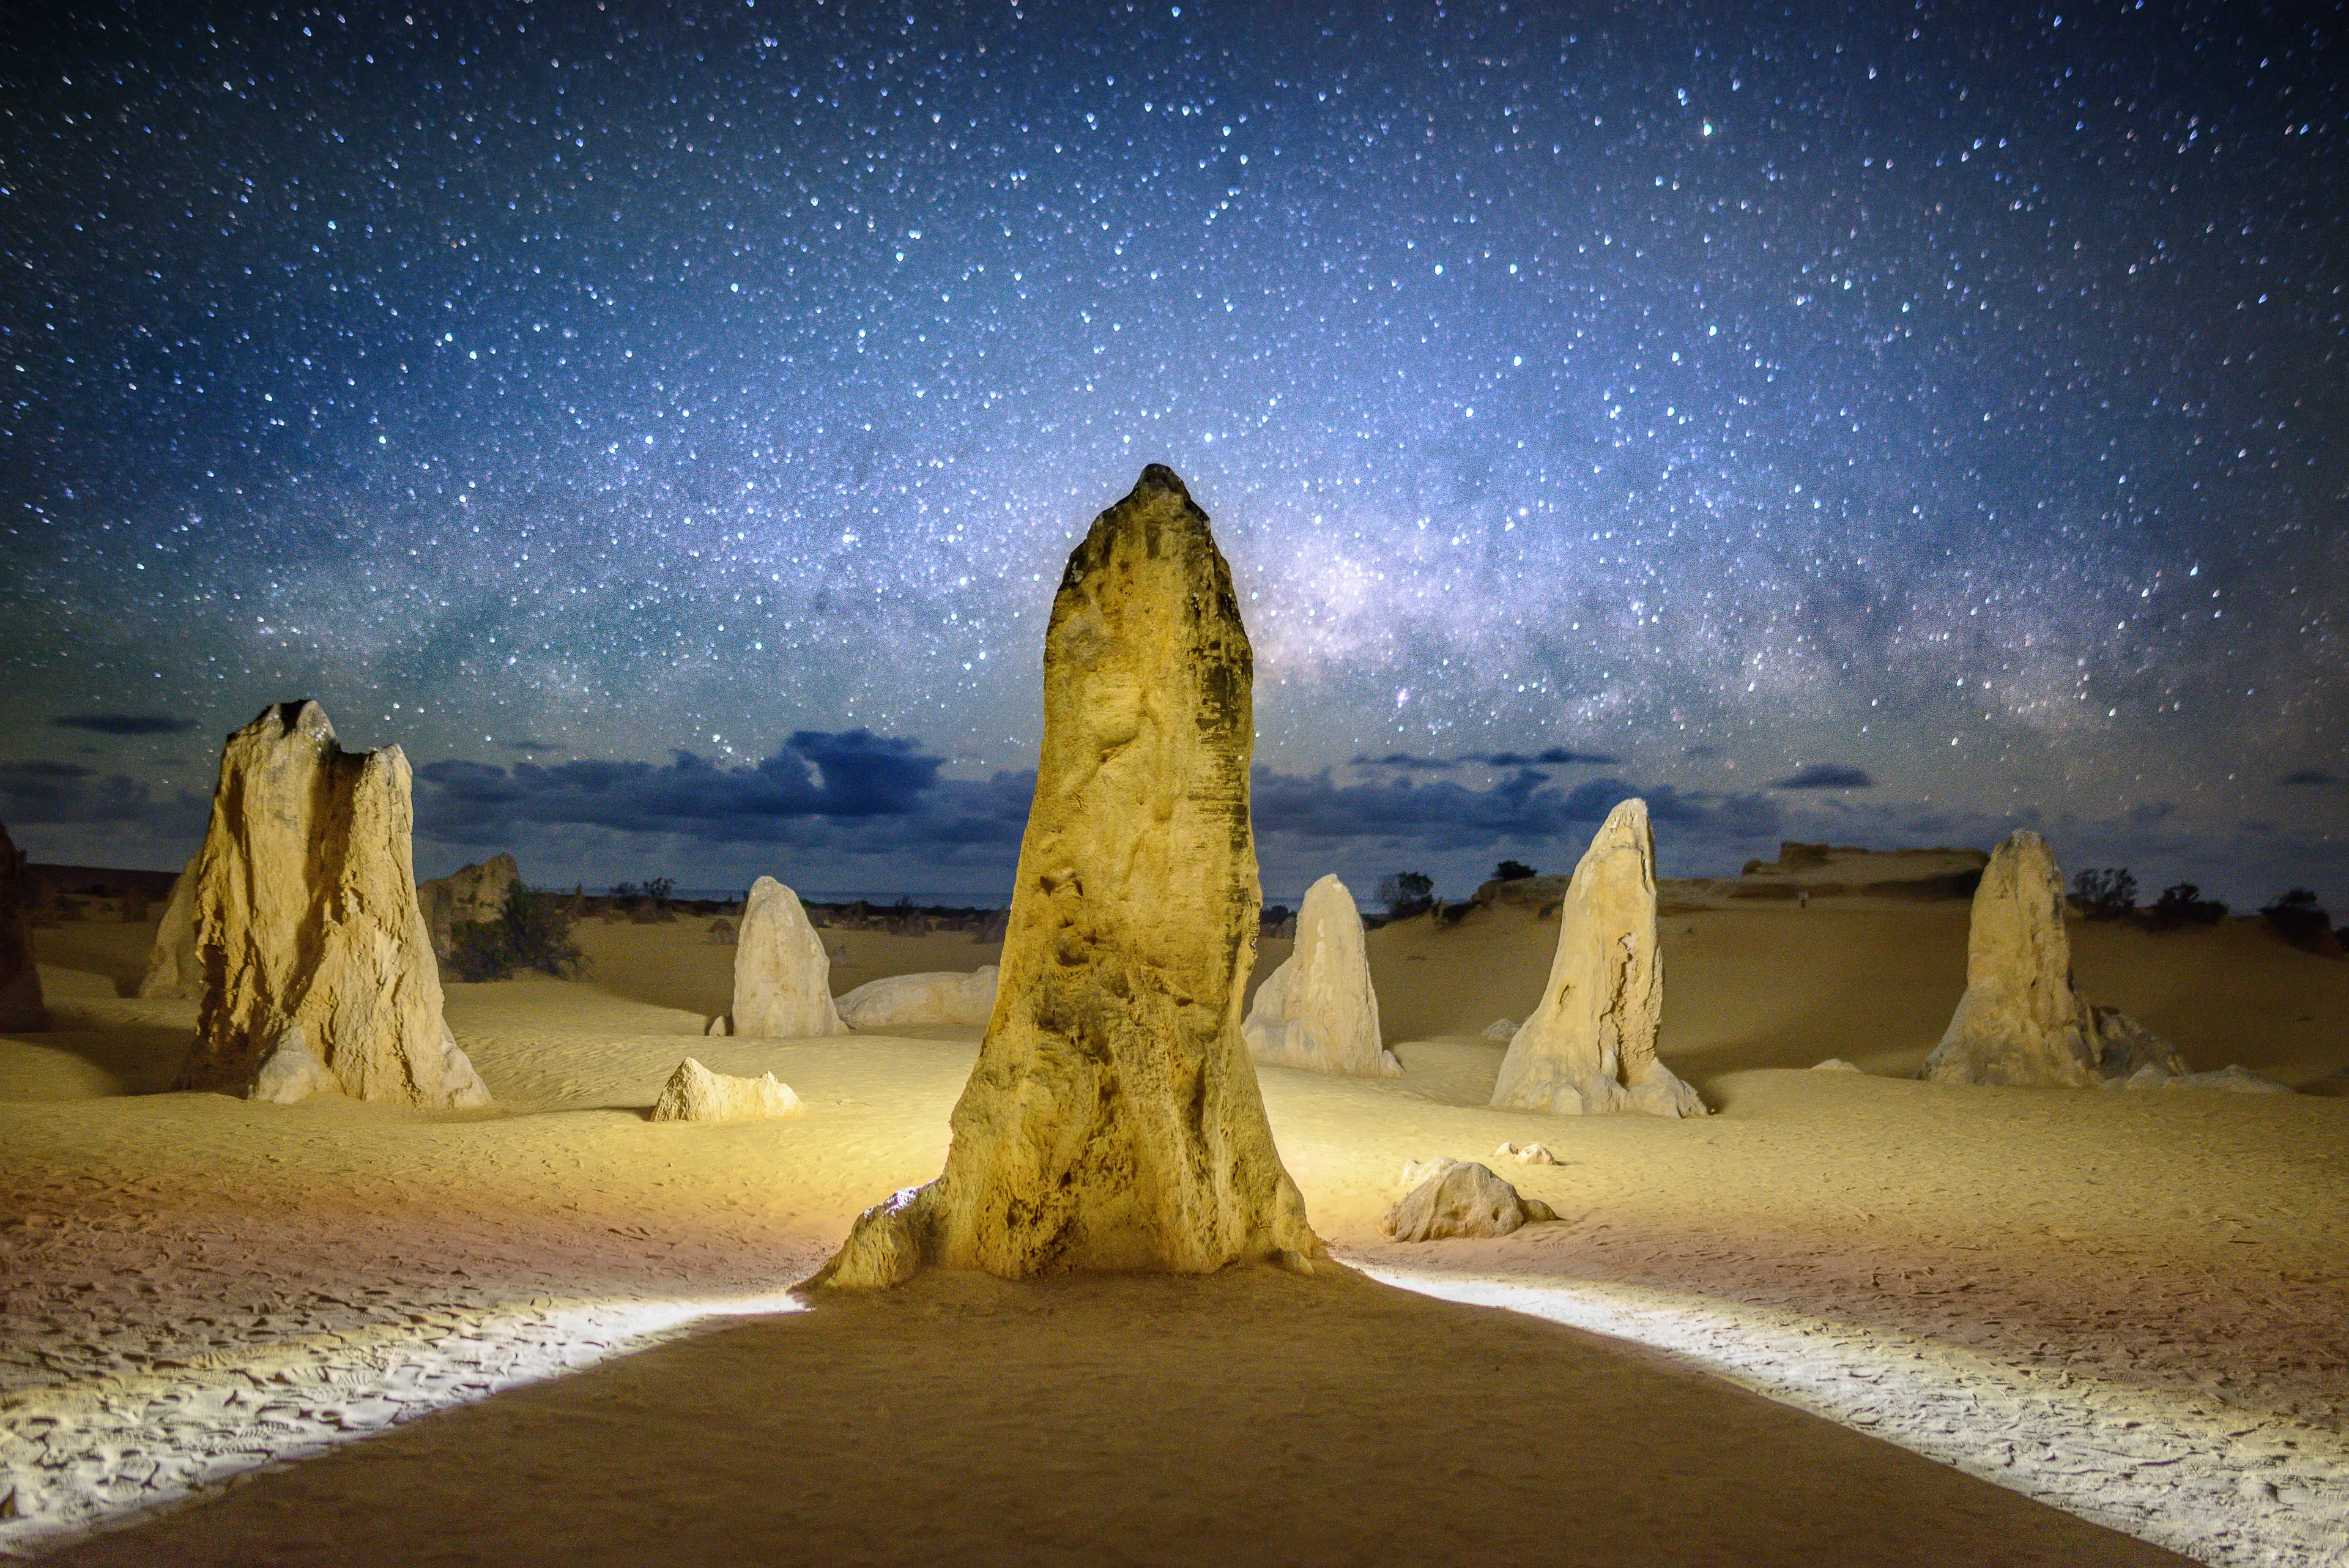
[2,1,2343,907]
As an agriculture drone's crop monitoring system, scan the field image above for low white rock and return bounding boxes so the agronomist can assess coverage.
[1381,1159,1555,1242]
[248,1028,337,1105]
[1242,875,1398,1076]
[1812,1058,1864,1073]
[1479,1017,1518,1041]
[837,965,998,1029]
[650,1057,803,1123]
[1494,1140,1559,1165]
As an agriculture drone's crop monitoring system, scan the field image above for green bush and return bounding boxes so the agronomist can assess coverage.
[447,884,588,983]
[2070,867,2137,920]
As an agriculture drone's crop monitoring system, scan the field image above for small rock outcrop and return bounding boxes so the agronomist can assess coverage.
[1494,1141,1558,1165]
[0,820,47,1031]
[174,702,491,1108]
[725,877,847,1038]
[135,856,202,1000]
[1812,1058,1865,1074]
[1381,1159,1554,1241]
[650,1057,804,1122]
[814,466,1319,1288]
[837,965,998,1030]
[1242,874,1397,1076]
[1491,798,1707,1118]
[417,853,520,959]
[1479,1017,1519,1041]
[1921,831,2191,1088]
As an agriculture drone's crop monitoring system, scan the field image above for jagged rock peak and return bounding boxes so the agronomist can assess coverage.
[1490,798,1707,1118]
[175,701,491,1109]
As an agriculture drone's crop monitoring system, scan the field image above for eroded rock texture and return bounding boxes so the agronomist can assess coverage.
[1242,874,1398,1077]
[1490,798,1706,1118]
[1921,832,2099,1087]
[135,856,201,1000]
[1381,1160,1554,1241]
[650,1057,803,1123]
[837,965,998,1030]
[0,820,47,1031]
[727,877,847,1038]
[417,852,519,959]
[1920,832,2196,1088]
[175,702,491,1108]
[816,465,1318,1287]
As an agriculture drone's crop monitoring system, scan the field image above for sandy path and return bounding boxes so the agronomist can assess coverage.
[33,1268,2192,1568]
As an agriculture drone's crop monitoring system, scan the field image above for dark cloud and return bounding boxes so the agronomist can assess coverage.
[1772,764,1875,790]
[2279,768,2339,786]
[50,713,198,737]
[1685,745,1724,760]
[1349,752,1458,771]
[414,730,961,846]
[1253,767,1779,849]
[1352,746,1620,771]
[502,738,560,752]
[1479,748,1622,767]
[0,760,173,823]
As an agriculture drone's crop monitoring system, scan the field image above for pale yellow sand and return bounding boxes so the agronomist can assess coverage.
[5,899,2346,1564]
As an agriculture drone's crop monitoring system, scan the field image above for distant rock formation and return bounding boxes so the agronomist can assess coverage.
[1381,1159,1554,1241]
[1812,1058,1864,1073]
[1242,874,1398,1076]
[1921,831,2191,1088]
[650,1057,803,1122]
[704,916,736,945]
[1491,798,1707,1118]
[814,466,1318,1288]
[2108,1063,2291,1094]
[1494,1140,1558,1165]
[1479,1017,1518,1041]
[135,855,201,1000]
[837,965,998,1029]
[0,820,47,1031]
[174,702,492,1108]
[725,877,847,1038]
[417,852,519,959]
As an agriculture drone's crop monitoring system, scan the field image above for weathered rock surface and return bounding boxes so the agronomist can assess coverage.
[725,877,846,1039]
[1921,831,2192,1088]
[0,820,47,1031]
[1490,798,1707,1118]
[1494,1140,1559,1165]
[837,966,998,1030]
[815,466,1318,1287]
[1381,1159,1555,1241]
[135,856,201,1000]
[174,702,491,1108]
[2110,1063,2292,1094]
[416,852,519,959]
[1243,874,1397,1076]
[650,1057,804,1123]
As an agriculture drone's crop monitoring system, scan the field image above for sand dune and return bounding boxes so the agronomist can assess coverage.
[4,900,2345,1563]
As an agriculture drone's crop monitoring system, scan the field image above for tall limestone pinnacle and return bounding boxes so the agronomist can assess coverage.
[814,464,1319,1286]
[1490,797,1707,1118]
[177,702,491,1109]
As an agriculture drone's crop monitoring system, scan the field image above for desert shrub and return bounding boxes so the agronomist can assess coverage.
[2070,867,2137,920]
[1493,859,1537,883]
[2140,882,2227,931]
[1377,871,1434,921]
[2259,888,2336,953]
[447,885,588,982]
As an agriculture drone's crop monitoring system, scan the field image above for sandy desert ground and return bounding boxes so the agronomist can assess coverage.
[4,889,2347,1565]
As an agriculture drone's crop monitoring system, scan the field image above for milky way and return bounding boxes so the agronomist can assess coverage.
[2,2,2343,903]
